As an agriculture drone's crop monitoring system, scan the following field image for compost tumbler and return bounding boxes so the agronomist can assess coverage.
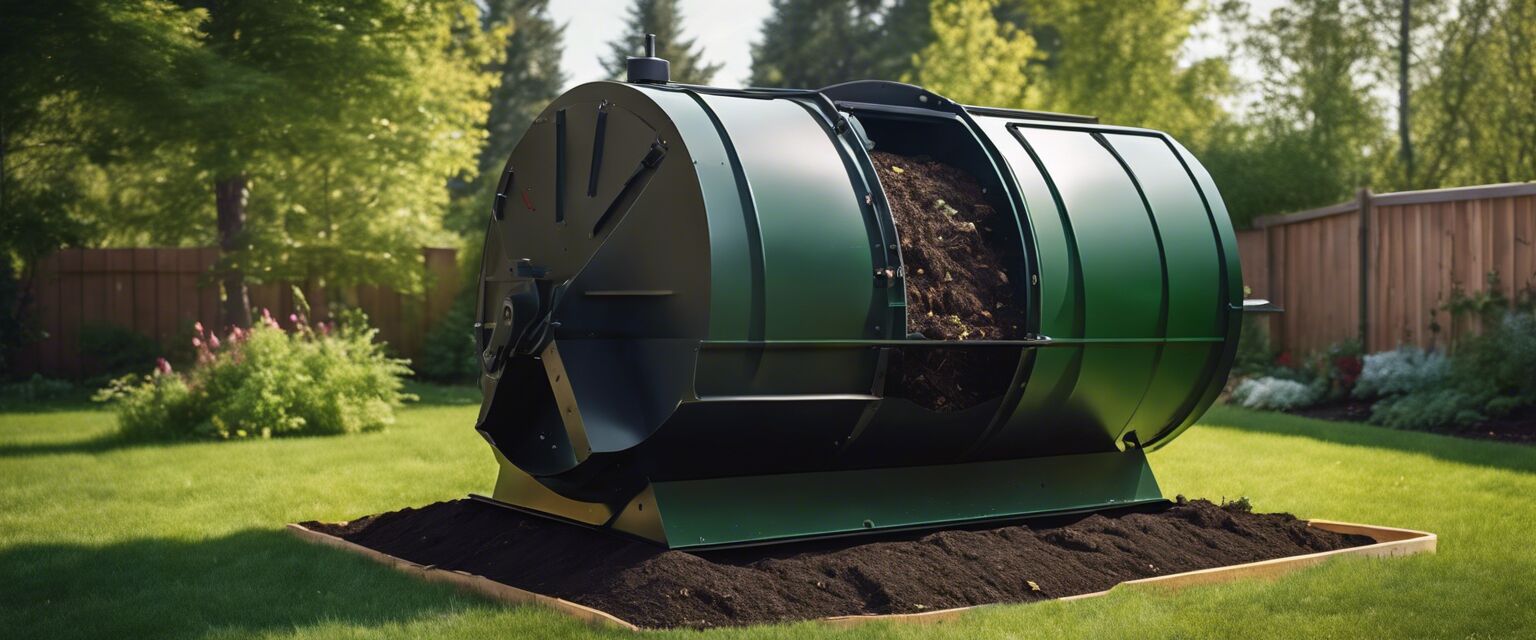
[472,42,1243,548]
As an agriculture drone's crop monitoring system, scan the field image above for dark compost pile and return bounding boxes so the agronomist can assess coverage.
[872,151,1027,410]
[306,498,1372,629]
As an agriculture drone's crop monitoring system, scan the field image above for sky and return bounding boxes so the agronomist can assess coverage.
[549,0,773,88]
[547,0,1284,92]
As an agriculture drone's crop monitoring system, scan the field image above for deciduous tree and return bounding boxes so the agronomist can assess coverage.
[903,0,1040,108]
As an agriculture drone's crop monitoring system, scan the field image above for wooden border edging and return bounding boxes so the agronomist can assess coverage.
[284,523,641,631]
[287,518,1435,631]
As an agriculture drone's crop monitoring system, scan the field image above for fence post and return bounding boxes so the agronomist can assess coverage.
[1357,187,1373,350]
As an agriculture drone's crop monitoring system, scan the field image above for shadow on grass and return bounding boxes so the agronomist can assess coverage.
[1205,406,1536,474]
[0,384,481,459]
[0,529,493,639]
[0,433,150,458]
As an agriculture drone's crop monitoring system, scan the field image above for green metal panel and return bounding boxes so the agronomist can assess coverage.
[638,87,757,342]
[1142,138,1246,450]
[1103,133,1226,441]
[968,116,1095,454]
[643,449,1163,548]
[696,94,878,340]
[1015,126,1162,447]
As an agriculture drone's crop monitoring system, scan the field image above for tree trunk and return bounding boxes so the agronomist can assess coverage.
[215,175,252,328]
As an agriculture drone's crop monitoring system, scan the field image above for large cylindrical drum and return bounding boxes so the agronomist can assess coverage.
[473,79,1242,547]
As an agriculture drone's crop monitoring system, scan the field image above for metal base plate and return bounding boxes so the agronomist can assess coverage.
[491,449,1164,549]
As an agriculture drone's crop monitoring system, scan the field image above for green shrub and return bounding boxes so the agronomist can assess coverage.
[415,291,479,383]
[0,374,76,408]
[1446,310,1536,410]
[1367,310,1536,431]
[96,368,201,440]
[95,298,413,440]
[1370,389,1485,431]
[1230,376,1320,410]
[78,323,162,379]
[1353,346,1448,399]
[1233,315,1276,377]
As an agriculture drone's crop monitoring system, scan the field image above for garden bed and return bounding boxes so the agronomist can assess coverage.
[294,498,1419,630]
[1290,399,1536,445]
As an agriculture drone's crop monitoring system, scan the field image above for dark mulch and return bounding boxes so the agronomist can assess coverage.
[871,150,1026,410]
[1289,399,1375,424]
[305,498,1372,629]
[1289,399,1536,445]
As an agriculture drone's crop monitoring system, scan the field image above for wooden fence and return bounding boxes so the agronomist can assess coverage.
[17,247,460,379]
[1238,183,1536,354]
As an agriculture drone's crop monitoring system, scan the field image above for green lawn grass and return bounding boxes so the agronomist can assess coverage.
[2,390,1532,639]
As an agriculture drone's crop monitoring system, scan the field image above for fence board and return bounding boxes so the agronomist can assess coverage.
[16,247,459,378]
[1246,184,1536,354]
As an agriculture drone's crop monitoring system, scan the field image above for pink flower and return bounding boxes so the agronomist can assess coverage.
[192,336,202,348]
[209,335,221,349]
[155,358,173,375]
[193,321,204,335]
[261,308,273,320]
[289,313,299,325]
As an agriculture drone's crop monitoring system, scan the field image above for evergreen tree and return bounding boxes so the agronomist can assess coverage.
[749,0,929,88]
[870,0,936,81]
[904,0,1040,108]
[445,0,568,236]
[603,0,722,85]
[480,0,567,177]
[749,0,884,88]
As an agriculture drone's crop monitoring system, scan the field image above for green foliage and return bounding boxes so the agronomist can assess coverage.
[0,0,199,264]
[604,0,722,84]
[78,323,162,380]
[415,292,480,384]
[1431,271,1536,340]
[1370,388,1485,431]
[0,260,38,377]
[1230,376,1320,410]
[0,374,76,408]
[1200,0,1388,226]
[1307,339,1364,401]
[1415,0,1536,187]
[1233,316,1277,377]
[1444,311,1536,410]
[2,0,507,292]
[1368,310,1536,431]
[903,0,1040,107]
[749,0,881,87]
[1353,346,1448,398]
[96,371,201,441]
[480,0,567,173]
[446,0,568,237]
[96,303,413,440]
[1027,0,1232,148]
